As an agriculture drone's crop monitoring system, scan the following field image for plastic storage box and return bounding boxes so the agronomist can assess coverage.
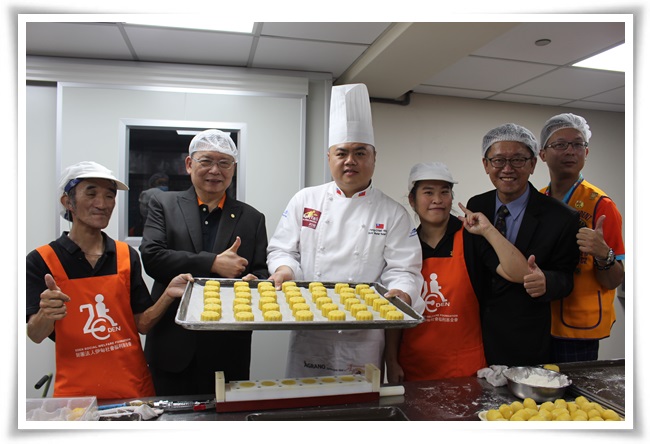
[26,397,98,421]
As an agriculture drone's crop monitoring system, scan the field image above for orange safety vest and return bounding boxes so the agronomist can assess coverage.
[541,181,618,339]
[398,229,486,380]
[36,241,155,399]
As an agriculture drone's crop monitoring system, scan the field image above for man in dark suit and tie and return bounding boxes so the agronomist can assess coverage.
[140,129,269,395]
[466,123,580,366]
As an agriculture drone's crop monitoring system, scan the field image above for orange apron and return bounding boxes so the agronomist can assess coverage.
[36,241,155,399]
[399,229,486,380]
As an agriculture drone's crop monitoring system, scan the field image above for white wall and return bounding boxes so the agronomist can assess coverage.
[24,80,627,398]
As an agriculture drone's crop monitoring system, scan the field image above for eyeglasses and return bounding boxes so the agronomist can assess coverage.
[545,141,588,151]
[486,156,532,169]
[191,157,236,171]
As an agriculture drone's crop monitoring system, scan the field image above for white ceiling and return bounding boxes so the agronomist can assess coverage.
[25,21,626,112]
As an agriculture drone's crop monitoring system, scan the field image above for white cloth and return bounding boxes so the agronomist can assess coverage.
[267,182,423,377]
[477,365,509,387]
[99,404,163,421]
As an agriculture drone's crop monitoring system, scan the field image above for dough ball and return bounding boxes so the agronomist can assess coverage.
[554,398,568,409]
[587,409,602,419]
[554,412,572,421]
[528,414,548,421]
[543,363,560,372]
[601,409,621,421]
[498,404,514,420]
[551,407,569,420]
[510,401,524,412]
[539,401,555,412]
[571,410,589,421]
[486,409,503,421]
[522,398,537,410]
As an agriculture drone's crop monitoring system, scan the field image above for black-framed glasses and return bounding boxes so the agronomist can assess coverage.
[191,157,236,170]
[486,156,532,169]
[545,141,588,151]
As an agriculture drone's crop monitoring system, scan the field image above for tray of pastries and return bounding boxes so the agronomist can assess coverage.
[175,278,424,331]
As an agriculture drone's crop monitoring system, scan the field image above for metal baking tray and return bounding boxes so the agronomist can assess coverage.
[562,359,625,416]
[175,278,423,331]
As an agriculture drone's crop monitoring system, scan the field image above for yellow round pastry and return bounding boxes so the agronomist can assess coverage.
[204,280,220,288]
[372,298,389,311]
[354,310,373,321]
[235,286,252,294]
[363,292,380,305]
[257,282,275,292]
[234,304,252,314]
[385,310,404,321]
[498,404,514,420]
[327,310,346,321]
[510,401,524,412]
[281,281,297,292]
[486,409,504,421]
[263,310,282,321]
[522,398,537,410]
[321,303,339,316]
[316,296,333,309]
[355,284,370,295]
[340,292,357,303]
[235,311,255,321]
[235,290,253,301]
[380,304,397,318]
[294,310,314,321]
[350,303,367,316]
[601,409,621,421]
[543,363,560,372]
[309,282,324,291]
[233,281,249,289]
[288,296,306,308]
[311,289,328,300]
[262,302,280,314]
[344,297,361,310]
[203,290,220,300]
[339,286,355,294]
[259,296,276,309]
[334,283,349,294]
[285,290,303,301]
[201,311,221,321]
[203,303,222,312]
[233,297,251,306]
[203,297,220,306]
[260,290,277,300]
[291,303,311,315]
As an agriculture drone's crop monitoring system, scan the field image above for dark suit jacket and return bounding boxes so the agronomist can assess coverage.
[139,187,269,383]
[466,182,580,366]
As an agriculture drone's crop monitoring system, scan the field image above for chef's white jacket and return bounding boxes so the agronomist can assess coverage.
[267,182,424,377]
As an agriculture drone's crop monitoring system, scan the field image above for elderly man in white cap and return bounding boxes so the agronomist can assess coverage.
[267,84,424,378]
[140,129,269,395]
[539,113,625,362]
[26,161,192,400]
[466,123,581,367]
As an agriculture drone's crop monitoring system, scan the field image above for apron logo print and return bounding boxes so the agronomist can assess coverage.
[302,208,322,229]
[80,294,121,341]
[422,273,451,314]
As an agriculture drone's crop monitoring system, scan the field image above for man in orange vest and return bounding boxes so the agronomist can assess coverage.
[26,161,192,400]
[539,114,625,362]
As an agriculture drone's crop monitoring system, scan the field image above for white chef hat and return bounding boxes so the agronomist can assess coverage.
[328,83,375,149]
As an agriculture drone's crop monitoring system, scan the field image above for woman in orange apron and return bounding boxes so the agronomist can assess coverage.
[386,162,530,382]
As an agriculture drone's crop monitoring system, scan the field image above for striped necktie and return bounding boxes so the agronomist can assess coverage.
[495,205,509,237]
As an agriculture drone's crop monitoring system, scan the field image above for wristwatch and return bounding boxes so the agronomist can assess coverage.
[595,247,616,270]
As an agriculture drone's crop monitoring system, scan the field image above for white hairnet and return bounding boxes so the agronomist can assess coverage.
[540,113,592,149]
[189,129,238,160]
[408,162,457,192]
[482,123,539,157]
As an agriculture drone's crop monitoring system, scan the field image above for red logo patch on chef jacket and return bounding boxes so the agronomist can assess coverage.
[302,208,322,229]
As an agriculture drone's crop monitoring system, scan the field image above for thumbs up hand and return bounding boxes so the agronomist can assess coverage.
[577,214,610,258]
[40,274,71,320]
[211,236,249,278]
[523,255,546,298]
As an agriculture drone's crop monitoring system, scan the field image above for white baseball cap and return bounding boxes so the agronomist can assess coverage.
[328,83,375,149]
[408,162,458,192]
[58,161,129,196]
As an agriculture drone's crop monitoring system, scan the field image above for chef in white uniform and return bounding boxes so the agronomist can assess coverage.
[267,83,424,377]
